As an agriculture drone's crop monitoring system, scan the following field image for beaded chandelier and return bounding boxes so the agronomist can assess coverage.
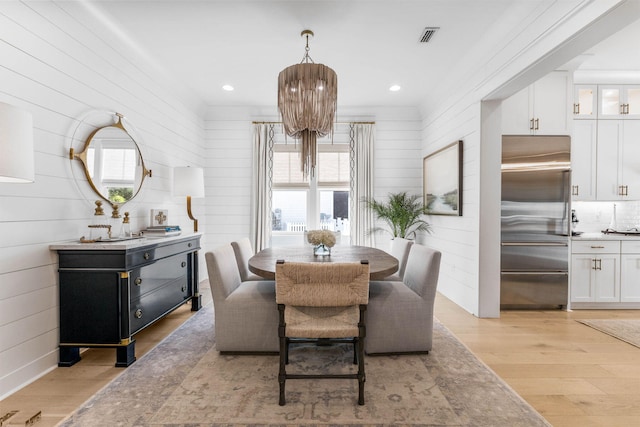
[278,30,337,176]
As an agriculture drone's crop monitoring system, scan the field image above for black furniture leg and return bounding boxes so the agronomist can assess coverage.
[115,340,136,367]
[357,305,366,405]
[278,303,287,405]
[58,347,81,367]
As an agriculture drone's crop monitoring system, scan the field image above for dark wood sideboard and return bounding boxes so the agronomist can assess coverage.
[51,234,201,367]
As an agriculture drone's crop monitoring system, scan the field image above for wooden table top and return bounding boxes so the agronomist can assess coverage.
[248,245,398,280]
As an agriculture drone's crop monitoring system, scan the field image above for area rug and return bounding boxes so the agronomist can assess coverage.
[59,304,550,426]
[577,319,640,349]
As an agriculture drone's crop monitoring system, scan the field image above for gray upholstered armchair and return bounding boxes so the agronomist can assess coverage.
[382,237,414,281]
[205,244,279,352]
[231,237,268,281]
[365,244,441,354]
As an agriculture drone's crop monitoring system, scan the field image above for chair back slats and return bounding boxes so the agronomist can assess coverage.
[275,262,369,307]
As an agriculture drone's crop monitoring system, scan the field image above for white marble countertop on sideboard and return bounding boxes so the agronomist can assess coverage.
[50,232,202,251]
[571,232,640,241]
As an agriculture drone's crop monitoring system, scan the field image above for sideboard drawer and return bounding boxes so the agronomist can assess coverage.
[129,254,189,301]
[128,239,199,266]
[129,276,190,334]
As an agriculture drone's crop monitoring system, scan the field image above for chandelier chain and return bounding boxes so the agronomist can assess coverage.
[301,31,314,64]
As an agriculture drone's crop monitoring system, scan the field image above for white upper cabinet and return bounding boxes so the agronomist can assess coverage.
[598,85,640,118]
[572,85,597,119]
[571,120,597,201]
[595,120,640,200]
[502,71,570,135]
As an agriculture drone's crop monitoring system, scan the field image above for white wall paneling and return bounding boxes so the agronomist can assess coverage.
[0,2,204,399]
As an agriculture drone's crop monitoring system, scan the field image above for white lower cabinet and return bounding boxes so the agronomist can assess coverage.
[621,241,640,302]
[571,239,640,308]
[570,253,619,303]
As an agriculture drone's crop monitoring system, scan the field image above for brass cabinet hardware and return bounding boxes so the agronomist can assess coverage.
[134,309,143,319]
[134,277,142,286]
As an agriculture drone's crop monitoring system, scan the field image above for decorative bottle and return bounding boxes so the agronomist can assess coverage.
[89,200,110,241]
[608,203,618,231]
[120,212,132,238]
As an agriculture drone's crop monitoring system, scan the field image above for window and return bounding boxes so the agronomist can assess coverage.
[271,140,350,246]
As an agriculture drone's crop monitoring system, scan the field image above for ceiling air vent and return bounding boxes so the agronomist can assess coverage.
[419,27,439,43]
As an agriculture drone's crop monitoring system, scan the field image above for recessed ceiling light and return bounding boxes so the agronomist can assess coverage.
[222,84,234,91]
[389,85,401,92]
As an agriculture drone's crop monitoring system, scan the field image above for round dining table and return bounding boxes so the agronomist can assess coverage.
[248,245,398,280]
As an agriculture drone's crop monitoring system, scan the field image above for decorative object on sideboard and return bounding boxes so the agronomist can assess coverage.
[69,111,151,210]
[278,29,337,177]
[0,101,34,183]
[151,208,169,227]
[120,212,132,238]
[85,200,111,242]
[142,225,181,237]
[80,201,142,243]
[173,166,205,232]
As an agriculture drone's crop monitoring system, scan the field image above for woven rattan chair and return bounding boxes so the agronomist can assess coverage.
[275,260,370,406]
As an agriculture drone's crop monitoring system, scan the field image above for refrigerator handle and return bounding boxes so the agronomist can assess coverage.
[563,170,571,236]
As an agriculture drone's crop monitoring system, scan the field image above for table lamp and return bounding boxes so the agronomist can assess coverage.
[0,101,34,183]
[173,166,205,232]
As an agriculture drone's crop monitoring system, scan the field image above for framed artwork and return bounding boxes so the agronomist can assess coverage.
[423,140,463,216]
[150,209,169,226]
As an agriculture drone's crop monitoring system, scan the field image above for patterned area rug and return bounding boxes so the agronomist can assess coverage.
[577,319,640,348]
[59,304,550,426]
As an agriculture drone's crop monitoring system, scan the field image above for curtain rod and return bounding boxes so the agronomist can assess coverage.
[252,121,375,125]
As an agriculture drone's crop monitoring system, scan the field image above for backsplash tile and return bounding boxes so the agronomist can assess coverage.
[572,201,640,233]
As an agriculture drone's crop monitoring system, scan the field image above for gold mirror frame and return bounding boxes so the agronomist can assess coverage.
[69,113,152,210]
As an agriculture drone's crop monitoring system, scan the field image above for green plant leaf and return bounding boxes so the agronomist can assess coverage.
[362,191,432,239]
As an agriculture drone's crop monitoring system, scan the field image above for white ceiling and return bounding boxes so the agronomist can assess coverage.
[77,0,640,110]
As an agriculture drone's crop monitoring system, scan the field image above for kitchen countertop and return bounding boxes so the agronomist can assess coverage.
[571,232,640,241]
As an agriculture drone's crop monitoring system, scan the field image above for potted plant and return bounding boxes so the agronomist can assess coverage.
[363,191,432,239]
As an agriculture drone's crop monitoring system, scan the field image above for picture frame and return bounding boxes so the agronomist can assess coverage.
[150,209,169,226]
[423,140,463,216]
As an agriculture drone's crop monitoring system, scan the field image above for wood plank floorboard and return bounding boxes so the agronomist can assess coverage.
[1,283,639,427]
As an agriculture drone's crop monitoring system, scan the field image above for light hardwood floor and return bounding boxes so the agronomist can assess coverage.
[1,282,639,427]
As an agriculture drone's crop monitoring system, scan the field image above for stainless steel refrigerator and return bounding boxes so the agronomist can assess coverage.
[501,135,571,309]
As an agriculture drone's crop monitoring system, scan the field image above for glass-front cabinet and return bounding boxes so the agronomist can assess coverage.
[598,85,640,118]
[573,84,596,119]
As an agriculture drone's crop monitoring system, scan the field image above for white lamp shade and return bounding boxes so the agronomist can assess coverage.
[173,166,205,198]
[0,102,34,183]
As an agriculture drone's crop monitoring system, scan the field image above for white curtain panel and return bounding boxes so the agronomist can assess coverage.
[350,123,375,247]
[251,124,273,251]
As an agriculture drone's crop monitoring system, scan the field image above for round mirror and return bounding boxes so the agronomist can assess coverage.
[70,113,151,210]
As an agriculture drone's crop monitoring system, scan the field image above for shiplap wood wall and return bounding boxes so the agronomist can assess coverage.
[202,106,423,251]
[0,2,205,399]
